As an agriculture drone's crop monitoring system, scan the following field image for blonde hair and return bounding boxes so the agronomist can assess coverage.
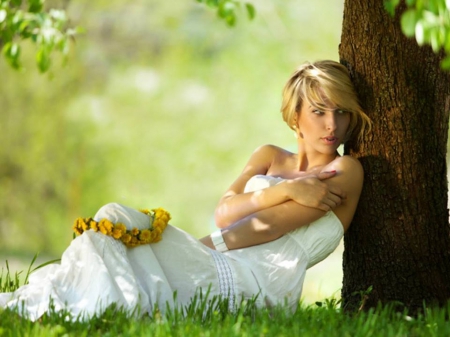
[280,60,371,143]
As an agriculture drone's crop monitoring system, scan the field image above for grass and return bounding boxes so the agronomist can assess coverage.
[1,261,450,336]
[2,296,450,337]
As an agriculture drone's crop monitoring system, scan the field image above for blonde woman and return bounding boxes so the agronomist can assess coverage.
[0,60,370,320]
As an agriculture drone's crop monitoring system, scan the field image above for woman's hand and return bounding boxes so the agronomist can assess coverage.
[282,171,346,211]
[205,156,363,250]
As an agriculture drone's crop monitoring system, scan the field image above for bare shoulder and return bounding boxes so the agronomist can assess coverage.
[248,144,292,168]
[252,144,288,157]
[321,155,364,198]
[222,144,284,196]
[324,155,363,180]
[323,155,364,230]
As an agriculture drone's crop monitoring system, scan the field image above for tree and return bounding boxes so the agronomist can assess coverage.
[199,0,450,312]
[340,0,450,312]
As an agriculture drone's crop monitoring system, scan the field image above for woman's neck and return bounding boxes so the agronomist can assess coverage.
[295,143,339,172]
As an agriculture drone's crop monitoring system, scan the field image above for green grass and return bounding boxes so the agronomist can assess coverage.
[1,295,450,337]
[1,262,450,337]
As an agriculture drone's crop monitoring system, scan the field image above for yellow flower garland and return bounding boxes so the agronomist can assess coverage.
[73,208,171,248]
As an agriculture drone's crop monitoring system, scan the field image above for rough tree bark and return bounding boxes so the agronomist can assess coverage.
[339,0,450,312]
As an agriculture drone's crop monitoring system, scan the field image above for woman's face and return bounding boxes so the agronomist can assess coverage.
[296,99,350,155]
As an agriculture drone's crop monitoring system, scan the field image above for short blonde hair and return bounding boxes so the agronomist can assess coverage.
[280,60,371,143]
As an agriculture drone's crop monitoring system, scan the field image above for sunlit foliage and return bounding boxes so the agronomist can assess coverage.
[196,0,255,26]
[385,0,450,69]
[0,0,77,72]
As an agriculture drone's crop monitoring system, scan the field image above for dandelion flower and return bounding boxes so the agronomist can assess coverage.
[112,228,123,239]
[99,219,113,235]
[139,229,152,242]
[121,233,132,244]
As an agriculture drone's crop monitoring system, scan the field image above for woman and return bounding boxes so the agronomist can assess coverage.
[0,60,370,321]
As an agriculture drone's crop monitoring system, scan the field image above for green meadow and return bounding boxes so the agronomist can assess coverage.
[1,265,450,337]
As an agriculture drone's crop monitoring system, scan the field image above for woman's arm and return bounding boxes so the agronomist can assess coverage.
[215,144,346,228]
[201,156,363,250]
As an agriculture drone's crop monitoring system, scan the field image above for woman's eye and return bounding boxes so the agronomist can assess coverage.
[312,109,323,115]
[336,109,348,114]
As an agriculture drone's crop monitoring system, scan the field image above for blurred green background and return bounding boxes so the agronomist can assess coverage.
[1,0,344,302]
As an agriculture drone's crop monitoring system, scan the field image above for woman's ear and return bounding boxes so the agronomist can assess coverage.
[292,113,302,139]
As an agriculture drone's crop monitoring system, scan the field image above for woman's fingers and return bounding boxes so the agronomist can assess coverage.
[286,175,346,211]
[316,193,339,211]
[316,170,337,180]
[328,185,347,200]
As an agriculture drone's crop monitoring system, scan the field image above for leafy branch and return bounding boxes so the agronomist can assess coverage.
[384,0,450,69]
[0,0,78,72]
[196,0,256,26]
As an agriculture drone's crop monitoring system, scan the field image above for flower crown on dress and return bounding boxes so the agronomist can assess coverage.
[72,208,171,248]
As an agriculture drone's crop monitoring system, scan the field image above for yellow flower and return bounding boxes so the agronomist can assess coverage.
[128,236,139,247]
[140,209,151,215]
[98,224,107,235]
[73,207,170,247]
[90,220,99,232]
[99,219,113,235]
[73,223,83,235]
[139,229,152,242]
[73,218,84,235]
[121,233,132,244]
[152,208,171,222]
[114,223,127,236]
[73,218,81,229]
[112,228,123,239]
[81,219,89,231]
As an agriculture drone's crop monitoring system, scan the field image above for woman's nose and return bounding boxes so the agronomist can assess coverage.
[326,114,337,131]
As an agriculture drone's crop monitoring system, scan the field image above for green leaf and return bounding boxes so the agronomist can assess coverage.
[445,29,450,51]
[428,0,439,14]
[401,9,417,37]
[384,0,400,16]
[406,0,416,6]
[441,56,450,70]
[28,0,44,13]
[2,42,21,69]
[439,26,446,47]
[430,27,441,51]
[2,42,17,57]
[36,46,51,72]
[18,18,31,33]
[245,3,256,20]
[218,1,237,26]
[206,0,219,7]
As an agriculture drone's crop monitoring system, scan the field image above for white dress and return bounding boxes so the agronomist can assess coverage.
[0,175,343,321]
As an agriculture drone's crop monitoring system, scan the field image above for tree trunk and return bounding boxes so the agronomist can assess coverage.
[339,0,450,312]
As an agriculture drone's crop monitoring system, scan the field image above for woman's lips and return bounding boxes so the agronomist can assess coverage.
[321,136,338,145]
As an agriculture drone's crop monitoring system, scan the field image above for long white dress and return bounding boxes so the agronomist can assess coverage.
[0,175,343,321]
